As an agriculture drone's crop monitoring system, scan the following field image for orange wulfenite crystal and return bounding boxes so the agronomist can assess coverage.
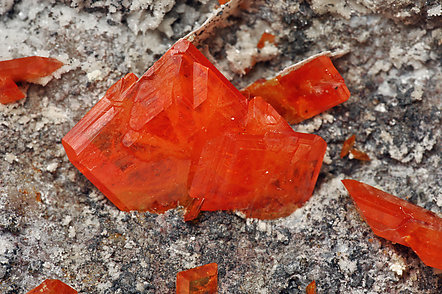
[63,39,327,219]
[342,179,442,270]
[350,149,370,161]
[27,279,77,294]
[306,280,316,294]
[176,263,218,294]
[190,96,326,219]
[241,54,350,124]
[257,32,276,49]
[0,56,63,104]
[340,134,355,158]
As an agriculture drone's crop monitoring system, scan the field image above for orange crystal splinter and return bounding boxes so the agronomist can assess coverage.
[342,179,442,270]
[306,280,316,294]
[0,56,63,104]
[241,54,350,124]
[340,134,355,158]
[176,263,218,294]
[27,279,77,294]
[350,149,370,161]
[63,39,327,219]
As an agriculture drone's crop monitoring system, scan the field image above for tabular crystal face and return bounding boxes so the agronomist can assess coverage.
[63,39,327,219]
[27,279,77,294]
[176,263,218,294]
[190,97,327,219]
[342,179,442,270]
[242,55,350,124]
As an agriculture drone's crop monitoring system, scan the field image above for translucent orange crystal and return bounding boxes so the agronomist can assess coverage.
[176,263,218,294]
[190,96,326,219]
[0,56,63,104]
[350,149,370,161]
[241,55,350,124]
[342,179,442,270]
[340,134,355,158]
[27,279,77,294]
[63,39,327,219]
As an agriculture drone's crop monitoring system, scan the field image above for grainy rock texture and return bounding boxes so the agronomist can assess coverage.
[0,0,441,293]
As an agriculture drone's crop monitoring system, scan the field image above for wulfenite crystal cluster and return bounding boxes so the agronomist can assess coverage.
[62,39,346,220]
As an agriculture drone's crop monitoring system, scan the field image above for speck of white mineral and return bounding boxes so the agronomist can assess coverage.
[427,4,441,16]
[4,153,17,164]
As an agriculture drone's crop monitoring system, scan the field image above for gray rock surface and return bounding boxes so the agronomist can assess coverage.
[0,0,441,293]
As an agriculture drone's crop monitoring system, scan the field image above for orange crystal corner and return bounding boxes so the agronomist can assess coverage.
[241,55,350,124]
[306,280,316,294]
[342,179,442,270]
[27,279,77,294]
[176,263,218,294]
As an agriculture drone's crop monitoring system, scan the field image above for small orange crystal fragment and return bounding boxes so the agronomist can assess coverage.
[340,134,355,158]
[306,280,316,294]
[0,56,63,104]
[27,279,77,294]
[176,263,218,294]
[241,55,350,124]
[342,179,442,270]
[257,32,276,49]
[350,149,370,161]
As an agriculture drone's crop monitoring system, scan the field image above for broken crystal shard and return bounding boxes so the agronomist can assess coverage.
[0,56,63,104]
[63,39,326,219]
[340,134,355,158]
[342,179,442,270]
[27,279,77,294]
[190,97,327,219]
[176,263,218,294]
[241,55,350,124]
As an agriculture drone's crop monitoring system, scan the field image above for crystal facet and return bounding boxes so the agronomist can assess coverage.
[342,179,442,270]
[0,56,63,104]
[241,55,350,124]
[27,279,77,294]
[176,263,218,294]
[190,97,326,219]
[63,39,327,219]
